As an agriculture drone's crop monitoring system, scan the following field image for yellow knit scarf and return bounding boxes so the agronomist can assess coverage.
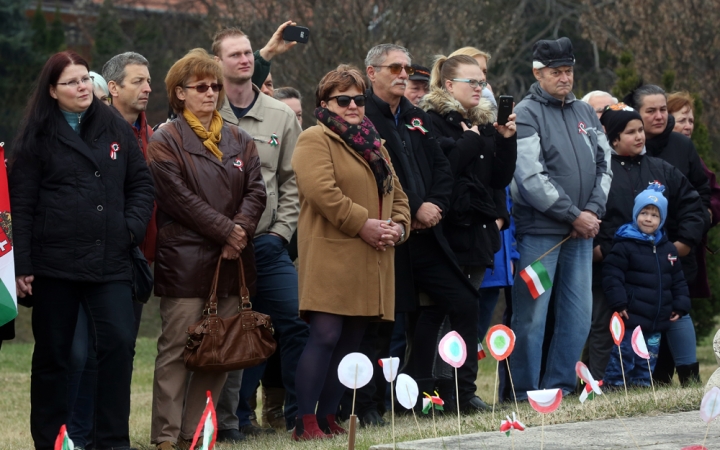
[183,108,224,161]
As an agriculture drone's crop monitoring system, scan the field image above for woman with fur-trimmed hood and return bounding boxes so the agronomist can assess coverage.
[421,54,517,285]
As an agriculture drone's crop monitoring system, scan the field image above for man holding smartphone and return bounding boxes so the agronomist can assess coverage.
[210,25,308,442]
[509,37,613,400]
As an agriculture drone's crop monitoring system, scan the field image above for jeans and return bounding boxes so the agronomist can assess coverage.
[31,278,135,450]
[510,234,592,399]
[605,331,660,387]
[218,234,309,430]
[665,314,697,366]
[67,308,96,448]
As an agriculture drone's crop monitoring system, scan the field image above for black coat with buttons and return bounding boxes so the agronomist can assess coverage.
[9,99,154,283]
[594,153,705,284]
[422,89,517,268]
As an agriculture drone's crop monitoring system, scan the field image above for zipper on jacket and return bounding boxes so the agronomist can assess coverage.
[77,113,82,124]
[653,244,662,331]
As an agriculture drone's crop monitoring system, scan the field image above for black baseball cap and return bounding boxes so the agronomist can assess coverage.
[409,64,430,82]
[532,37,575,68]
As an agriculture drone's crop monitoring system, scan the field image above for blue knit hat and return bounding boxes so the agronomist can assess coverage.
[633,181,668,230]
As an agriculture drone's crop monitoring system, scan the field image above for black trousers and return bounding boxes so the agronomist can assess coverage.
[30,277,135,450]
[406,233,480,403]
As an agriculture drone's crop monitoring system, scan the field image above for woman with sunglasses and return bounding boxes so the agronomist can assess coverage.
[9,51,154,449]
[419,54,517,400]
[146,49,266,449]
[290,64,410,440]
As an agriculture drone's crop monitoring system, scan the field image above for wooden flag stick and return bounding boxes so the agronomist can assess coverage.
[505,358,520,416]
[540,414,545,450]
[406,385,423,439]
[348,365,359,450]
[390,365,396,450]
[454,367,461,447]
[646,359,657,405]
[618,346,629,403]
[536,235,571,262]
[492,362,499,423]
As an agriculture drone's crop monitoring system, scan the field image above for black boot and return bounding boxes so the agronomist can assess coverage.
[676,362,701,387]
[652,337,675,385]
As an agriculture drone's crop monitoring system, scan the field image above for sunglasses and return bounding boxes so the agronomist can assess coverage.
[327,94,366,107]
[375,64,415,76]
[185,83,223,93]
[451,78,488,89]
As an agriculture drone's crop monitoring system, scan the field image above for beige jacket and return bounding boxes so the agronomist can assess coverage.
[292,124,410,320]
[220,84,302,242]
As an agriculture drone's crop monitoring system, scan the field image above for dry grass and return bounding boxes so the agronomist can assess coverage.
[0,333,714,450]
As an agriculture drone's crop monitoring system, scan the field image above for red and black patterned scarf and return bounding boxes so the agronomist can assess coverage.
[315,107,393,196]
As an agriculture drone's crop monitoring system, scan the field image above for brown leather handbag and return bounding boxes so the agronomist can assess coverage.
[184,256,277,372]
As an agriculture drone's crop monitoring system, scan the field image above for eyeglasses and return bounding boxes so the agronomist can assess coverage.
[327,95,366,107]
[57,76,93,88]
[375,64,415,76]
[185,83,223,93]
[451,78,488,89]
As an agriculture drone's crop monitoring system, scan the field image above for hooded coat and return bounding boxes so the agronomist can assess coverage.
[421,88,517,267]
[511,83,613,236]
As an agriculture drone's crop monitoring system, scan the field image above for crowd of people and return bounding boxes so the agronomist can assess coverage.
[3,20,717,450]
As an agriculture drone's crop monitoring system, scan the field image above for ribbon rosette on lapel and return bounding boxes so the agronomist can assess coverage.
[268,133,279,147]
[405,118,428,135]
[233,159,244,171]
[110,142,120,160]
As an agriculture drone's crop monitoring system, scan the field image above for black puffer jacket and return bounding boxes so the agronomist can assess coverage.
[421,89,517,267]
[603,226,690,333]
[10,99,155,282]
[595,153,706,258]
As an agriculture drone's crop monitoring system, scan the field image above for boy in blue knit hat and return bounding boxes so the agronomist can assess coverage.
[601,182,691,387]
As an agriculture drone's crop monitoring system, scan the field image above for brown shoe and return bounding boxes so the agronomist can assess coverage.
[262,386,287,429]
[176,437,192,450]
[156,442,177,450]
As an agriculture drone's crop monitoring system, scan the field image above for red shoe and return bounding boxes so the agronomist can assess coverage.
[291,414,332,441]
[318,414,347,435]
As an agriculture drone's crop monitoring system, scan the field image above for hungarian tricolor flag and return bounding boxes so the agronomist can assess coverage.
[477,341,487,360]
[421,391,444,414]
[519,260,552,300]
[54,425,73,450]
[579,380,603,403]
[500,412,525,436]
[189,391,217,450]
[0,142,16,328]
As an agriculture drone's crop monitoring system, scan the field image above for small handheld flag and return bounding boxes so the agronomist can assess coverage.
[189,391,217,450]
[54,425,73,450]
[519,260,552,299]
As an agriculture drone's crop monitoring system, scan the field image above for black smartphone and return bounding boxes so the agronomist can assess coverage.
[282,25,310,44]
[497,95,513,126]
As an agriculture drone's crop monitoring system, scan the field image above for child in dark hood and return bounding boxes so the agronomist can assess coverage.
[602,182,690,387]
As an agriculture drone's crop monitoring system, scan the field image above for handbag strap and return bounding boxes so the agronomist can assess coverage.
[238,257,252,310]
[203,256,223,316]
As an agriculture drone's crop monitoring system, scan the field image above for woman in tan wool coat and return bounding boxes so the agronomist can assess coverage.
[290,64,410,440]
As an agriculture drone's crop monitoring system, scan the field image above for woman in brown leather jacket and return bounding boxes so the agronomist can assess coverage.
[146,49,266,450]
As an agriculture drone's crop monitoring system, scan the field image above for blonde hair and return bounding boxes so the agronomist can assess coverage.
[429,54,478,90]
[450,47,491,63]
[165,48,225,114]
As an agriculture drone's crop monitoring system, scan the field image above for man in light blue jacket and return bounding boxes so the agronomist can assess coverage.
[509,37,612,399]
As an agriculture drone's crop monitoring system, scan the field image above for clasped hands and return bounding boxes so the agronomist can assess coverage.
[359,219,404,251]
[570,210,601,239]
[222,224,247,260]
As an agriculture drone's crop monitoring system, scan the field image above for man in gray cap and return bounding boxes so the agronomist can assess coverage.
[508,37,613,399]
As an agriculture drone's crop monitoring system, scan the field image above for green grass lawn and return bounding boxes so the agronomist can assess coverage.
[0,334,715,450]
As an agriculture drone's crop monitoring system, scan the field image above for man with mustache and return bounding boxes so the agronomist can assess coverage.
[509,37,613,400]
[360,44,488,419]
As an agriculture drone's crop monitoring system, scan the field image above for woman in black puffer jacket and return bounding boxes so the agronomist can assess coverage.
[421,54,517,287]
[9,51,154,450]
